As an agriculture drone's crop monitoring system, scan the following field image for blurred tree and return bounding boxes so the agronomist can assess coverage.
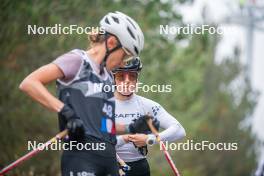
[144,31,256,175]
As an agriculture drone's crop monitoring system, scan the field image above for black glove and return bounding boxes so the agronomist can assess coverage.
[128,115,160,134]
[59,104,85,140]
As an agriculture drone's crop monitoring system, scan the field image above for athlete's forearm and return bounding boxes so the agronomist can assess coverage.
[157,109,186,142]
[20,79,63,112]
[19,64,64,112]
[159,123,186,142]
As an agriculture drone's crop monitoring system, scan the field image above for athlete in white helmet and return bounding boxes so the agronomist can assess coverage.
[113,58,186,176]
[19,11,148,176]
[100,11,144,57]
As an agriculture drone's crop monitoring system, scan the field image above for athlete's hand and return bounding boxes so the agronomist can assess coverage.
[59,104,85,140]
[128,134,148,147]
[66,119,85,140]
[122,135,130,143]
[128,115,160,134]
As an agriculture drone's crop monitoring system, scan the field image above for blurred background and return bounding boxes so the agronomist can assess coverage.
[0,0,263,175]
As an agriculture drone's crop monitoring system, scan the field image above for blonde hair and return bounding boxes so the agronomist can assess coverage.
[87,29,107,48]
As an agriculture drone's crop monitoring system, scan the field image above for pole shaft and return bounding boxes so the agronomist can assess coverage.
[146,117,181,176]
[0,130,68,175]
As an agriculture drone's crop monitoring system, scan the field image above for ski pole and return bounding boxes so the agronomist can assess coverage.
[0,129,68,175]
[146,116,181,176]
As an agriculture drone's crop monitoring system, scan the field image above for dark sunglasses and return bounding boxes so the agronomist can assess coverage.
[114,72,138,82]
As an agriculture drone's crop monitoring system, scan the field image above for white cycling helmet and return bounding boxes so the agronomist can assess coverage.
[100,11,144,56]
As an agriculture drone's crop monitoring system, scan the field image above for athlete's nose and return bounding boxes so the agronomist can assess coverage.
[124,74,130,83]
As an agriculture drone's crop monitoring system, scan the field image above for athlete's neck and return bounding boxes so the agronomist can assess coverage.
[86,46,105,67]
[114,91,133,101]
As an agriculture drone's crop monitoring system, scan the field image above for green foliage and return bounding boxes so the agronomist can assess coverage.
[0,0,256,175]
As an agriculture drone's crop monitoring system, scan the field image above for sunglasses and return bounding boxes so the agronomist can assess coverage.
[114,71,138,82]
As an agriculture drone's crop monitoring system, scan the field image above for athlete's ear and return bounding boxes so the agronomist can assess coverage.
[107,36,119,50]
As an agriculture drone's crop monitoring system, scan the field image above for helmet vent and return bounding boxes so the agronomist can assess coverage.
[105,17,110,24]
[111,16,119,24]
[126,17,137,30]
[127,27,136,40]
[134,46,139,55]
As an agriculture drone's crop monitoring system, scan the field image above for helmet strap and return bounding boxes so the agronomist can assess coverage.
[100,33,122,75]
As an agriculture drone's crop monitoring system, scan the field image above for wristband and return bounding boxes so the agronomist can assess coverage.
[146,134,156,146]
